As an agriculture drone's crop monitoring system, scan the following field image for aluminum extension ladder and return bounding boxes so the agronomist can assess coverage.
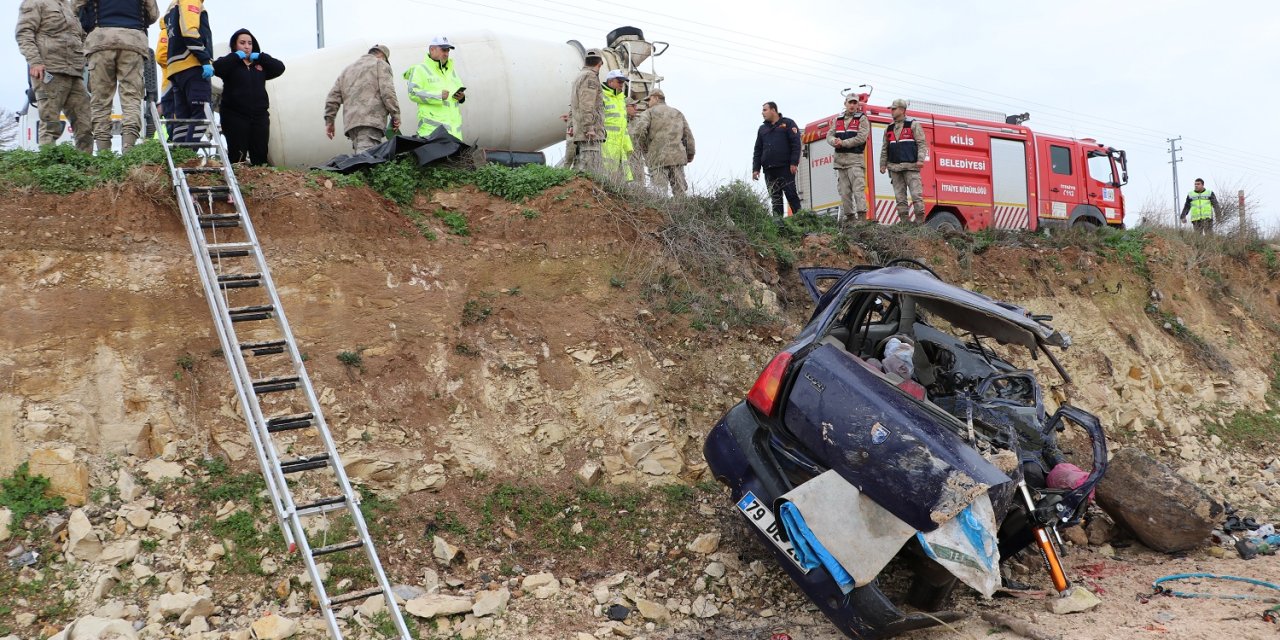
[150,103,411,640]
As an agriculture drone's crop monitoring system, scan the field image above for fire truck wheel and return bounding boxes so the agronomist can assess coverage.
[926,212,962,232]
[1071,217,1101,230]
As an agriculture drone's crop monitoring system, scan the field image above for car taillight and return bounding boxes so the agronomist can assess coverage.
[747,351,793,418]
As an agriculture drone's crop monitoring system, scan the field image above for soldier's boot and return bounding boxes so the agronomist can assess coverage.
[121,134,138,154]
[95,138,114,156]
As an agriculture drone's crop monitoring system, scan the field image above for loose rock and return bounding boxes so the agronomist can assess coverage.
[250,613,298,639]
[1096,448,1221,552]
[1046,586,1102,614]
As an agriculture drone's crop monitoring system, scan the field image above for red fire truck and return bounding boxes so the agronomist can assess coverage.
[797,99,1130,231]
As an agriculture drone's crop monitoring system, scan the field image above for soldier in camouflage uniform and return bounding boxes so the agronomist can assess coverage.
[15,0,94,153]
[324,45,401,154]
[568,49,604,175]
[630,90,695,197]
[74,0,159,154]
[879,98,929,223]
[826,94,870,220]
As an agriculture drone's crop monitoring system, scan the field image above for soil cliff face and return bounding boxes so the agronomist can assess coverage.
[2,167,1278,639]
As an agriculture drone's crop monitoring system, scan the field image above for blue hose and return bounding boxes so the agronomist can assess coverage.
[1153,573,1280,602]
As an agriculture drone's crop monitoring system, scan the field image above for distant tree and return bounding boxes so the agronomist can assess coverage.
[0,108,19,150]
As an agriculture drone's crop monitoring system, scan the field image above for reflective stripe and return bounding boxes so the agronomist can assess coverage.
[1188,190,1214,221]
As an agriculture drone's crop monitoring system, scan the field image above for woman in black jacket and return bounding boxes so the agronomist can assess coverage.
[213,28,285,165]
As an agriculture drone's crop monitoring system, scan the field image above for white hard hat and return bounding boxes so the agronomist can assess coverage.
[430,36,455,49]
[604,69,629,82]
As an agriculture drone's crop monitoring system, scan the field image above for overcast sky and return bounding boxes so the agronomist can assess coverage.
[5,0,1278,230]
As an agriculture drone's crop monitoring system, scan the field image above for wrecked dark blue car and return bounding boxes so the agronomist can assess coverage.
[705,261,1107,638]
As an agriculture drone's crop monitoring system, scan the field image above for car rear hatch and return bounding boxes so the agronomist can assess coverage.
[781,343,1010,532]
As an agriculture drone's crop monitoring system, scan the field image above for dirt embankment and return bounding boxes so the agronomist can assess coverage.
[2,167,1279,640]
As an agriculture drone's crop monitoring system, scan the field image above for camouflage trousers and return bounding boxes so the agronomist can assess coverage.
[572,141,602,175]
[652,165,688,197]
[36,73,93,153]
[348,126,385,154]
[88,49,147,153]
[888,168,925,222]
[835,159,867,219]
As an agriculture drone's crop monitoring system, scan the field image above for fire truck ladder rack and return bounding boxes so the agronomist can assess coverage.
[150,103,411,640]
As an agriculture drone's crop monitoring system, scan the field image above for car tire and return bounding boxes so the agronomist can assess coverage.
[1071,217,1100,230]
[926,212,962,232]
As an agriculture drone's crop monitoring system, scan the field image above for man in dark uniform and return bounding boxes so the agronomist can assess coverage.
[752,101,802,219]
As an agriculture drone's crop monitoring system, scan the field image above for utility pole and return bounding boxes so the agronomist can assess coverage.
[1167,136,1182,227]
[316,0,325,49]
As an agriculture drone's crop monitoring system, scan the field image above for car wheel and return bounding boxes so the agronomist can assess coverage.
[926,212,962,232]
[1071,217,1100,230]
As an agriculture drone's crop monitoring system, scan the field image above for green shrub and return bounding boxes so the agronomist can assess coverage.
[472,163,575,202]
[337,350,363,369]
[33,164,96,194]
[434,210,470,236]
[368,158,422,205]
[0,140,192,194]
[0,463,66,525]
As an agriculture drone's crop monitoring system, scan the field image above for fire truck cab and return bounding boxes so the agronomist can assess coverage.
[798,100,1129,231]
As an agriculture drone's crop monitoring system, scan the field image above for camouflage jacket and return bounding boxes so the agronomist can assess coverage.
[324,53,400,134]
[15,0,86,76]
[568,67,603,142]
[630,102,694,168]
[73,0,159,55]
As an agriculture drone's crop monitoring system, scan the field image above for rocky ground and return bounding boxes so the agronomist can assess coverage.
[2,165,1280,639]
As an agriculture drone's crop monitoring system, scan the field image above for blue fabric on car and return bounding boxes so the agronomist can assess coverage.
[778,501,856,594]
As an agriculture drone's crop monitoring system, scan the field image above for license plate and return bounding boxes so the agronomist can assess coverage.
[736,491,810,573]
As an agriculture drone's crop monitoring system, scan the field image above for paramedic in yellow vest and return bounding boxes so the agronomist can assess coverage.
[405,36,464,140]
[1180,178,1221,236]
[601,69,633,183]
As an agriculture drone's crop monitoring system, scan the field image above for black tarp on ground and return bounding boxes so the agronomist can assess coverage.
[314,129,468,173]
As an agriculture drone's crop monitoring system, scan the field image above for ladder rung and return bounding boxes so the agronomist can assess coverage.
[280,454,330,474]
[162,118,213,125]
[190,185,232,194]
[241,339,288,356]
[217,273,262,289]
[199,214,241,229]
[328,587,384,608]
[296,495,347,514]
[252,374,298,394]
[266,412,314,433]
[311,539,365,557]
[171,140,219,148]
[181,167,225,174]
[208,242,255,258]
[229,304,274,323]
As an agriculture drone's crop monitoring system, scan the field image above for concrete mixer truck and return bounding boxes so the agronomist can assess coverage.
[17,26,667,167]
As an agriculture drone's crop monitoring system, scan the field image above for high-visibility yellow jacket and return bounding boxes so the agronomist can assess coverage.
[601,85,633,180]
[1186,189,1216,222]
[404,56,463,139]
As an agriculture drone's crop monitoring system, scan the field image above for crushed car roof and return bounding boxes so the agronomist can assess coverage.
[816,266,1069,349]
